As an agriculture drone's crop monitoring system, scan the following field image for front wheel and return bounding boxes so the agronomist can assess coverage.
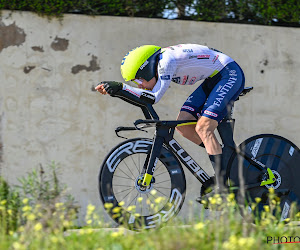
[99,138,186,230]
[227,134,300,220]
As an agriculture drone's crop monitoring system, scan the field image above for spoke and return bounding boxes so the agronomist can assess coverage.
[121,187,137,202]
[140,194,143,215]
[155,162,164,172]
[155,179,171,185]
[114,184,135,188]
[146,193,151,214]
[148,192,156,200]
[113,175,135,181]
[117,166,135,181]
[114,187,135,196]
[154,187,170,197]
[154,170,169,178]
[138,154,141,174]
[154,188,168,198]
[154,186,171,190]
[123,158,137,179]
[127,192,139,207]
[129,154,141,175]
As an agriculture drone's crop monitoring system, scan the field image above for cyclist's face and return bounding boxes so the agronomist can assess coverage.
[135,77,157,90]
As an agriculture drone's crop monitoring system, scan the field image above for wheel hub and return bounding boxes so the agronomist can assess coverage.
[135,175,155,194]
[263,170,282,189]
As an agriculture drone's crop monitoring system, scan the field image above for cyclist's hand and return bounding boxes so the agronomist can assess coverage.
[95,83,107,95]
[102,81,123,96]
[95,81,123,96]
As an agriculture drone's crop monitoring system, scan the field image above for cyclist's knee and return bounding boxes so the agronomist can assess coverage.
[176,111,196,136]
[195,117,218,140]
[175,125,185,136]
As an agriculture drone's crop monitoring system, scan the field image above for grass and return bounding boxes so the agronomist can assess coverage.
[0,164,299,249]
[0,193,299,250]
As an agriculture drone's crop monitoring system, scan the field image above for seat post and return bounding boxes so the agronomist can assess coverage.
[217,104,236,148]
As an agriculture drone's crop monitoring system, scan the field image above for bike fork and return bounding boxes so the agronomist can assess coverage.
[140,128,170,187]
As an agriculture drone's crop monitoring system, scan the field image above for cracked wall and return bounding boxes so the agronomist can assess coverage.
[0,10,299,221]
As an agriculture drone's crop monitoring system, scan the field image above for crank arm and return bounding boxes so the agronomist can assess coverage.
[229,182,263,191]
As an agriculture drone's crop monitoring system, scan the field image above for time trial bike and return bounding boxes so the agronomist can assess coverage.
[98,86,300,230]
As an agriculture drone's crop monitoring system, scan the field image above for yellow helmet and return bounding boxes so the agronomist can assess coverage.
[121,45,161,82]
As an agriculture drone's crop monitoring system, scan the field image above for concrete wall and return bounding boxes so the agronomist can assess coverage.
[0,10,299,222]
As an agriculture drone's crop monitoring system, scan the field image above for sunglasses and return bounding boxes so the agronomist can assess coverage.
[132,78,143,85]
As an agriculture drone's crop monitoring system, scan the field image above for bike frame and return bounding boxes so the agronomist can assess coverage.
[115,90,241,184]
[138,118,234,187]
[113,88,273,190]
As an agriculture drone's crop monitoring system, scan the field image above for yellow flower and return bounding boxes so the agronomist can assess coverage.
[12,242,24,250]
[87,204,96,213]
[0,200,7,205]
[216,197,222,205]
[118,201,125,206]
[194,222,205,230]
[127,205,136,212]
[263,205,270,212]
[137,197,143,202]
[227,193,235,202]
[22,198,29,204]
[63,220,72,227]
[201,200,207,205]
[255,197,261,203]
[51,236,59,243]
[111,232,120,237]
[223,235,256,250]
[104,203,113,209]
[154,197,164,204]
[150,190,157,195]
[22,206,31,212]
[111,228,125,237]
[112,207,121,213]
[208,197,217,205]
[55,203,64,209]
[7,209,12,216]
[269,188,274,194]
[27,214,36,221]
[34,222,43,232]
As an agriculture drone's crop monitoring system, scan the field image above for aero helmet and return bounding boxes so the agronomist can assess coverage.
[121,45,161,82]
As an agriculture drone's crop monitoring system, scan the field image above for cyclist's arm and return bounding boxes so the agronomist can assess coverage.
[122,54,177,104]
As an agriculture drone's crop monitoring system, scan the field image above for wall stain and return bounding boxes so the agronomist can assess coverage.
[31,46,44,52]
[0,21,26,53]
[51,36,69,51]
[71,55,100,74]
[24,66,36,74]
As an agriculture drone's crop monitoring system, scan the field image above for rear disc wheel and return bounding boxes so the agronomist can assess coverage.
[227,134,300,220]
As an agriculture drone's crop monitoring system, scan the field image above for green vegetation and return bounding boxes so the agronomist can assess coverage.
[0,164,299,249]
[0,0,299,26]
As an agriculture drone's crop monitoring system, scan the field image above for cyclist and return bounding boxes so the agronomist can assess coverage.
[95,44,245,196]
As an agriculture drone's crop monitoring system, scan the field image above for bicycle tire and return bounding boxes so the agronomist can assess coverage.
[99,138,186,230]
[226,134,300,220]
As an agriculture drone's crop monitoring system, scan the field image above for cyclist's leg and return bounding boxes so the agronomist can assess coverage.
[176,111,200,145]
[200,62,245,189]
[176,76,217,145]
